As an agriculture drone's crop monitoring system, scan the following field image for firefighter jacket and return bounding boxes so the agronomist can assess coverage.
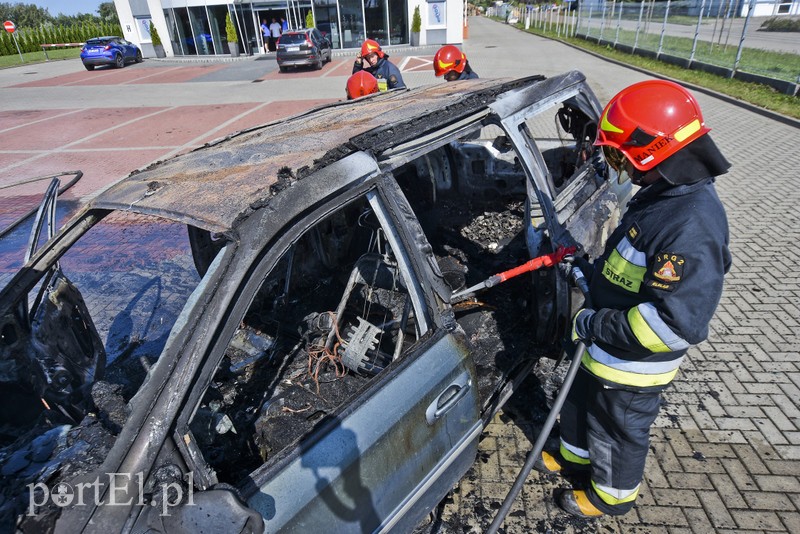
[352,56,406,91]
[581,177,731,392]
[456,68,479,80]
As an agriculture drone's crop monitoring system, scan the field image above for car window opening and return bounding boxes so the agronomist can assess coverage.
[0,211,204,496]
[523,102,601,197]
[188,196,420,485]
[391,122,552,405]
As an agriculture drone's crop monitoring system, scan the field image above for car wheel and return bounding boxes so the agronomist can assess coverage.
[315,58,323,70]
[84,64,95,71]
[114,54,124,69]
[135,50,143,63]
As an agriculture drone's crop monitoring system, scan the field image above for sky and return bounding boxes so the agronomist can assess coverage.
[13,1,104,17]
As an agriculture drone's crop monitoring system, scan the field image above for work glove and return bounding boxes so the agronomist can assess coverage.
[573,255,594,285]
[571,308,596,344]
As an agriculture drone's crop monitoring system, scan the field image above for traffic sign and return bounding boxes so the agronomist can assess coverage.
[4,20,16,33]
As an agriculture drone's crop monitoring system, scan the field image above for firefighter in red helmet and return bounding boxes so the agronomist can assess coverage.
[346,71,379,100]
[352,39,405,91]
[535,80,732,518]
[433,45,478,81]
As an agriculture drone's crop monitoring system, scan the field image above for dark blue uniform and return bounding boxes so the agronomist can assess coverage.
[352,55,405,91]
[456,66,479,80]
[561,176,731,514]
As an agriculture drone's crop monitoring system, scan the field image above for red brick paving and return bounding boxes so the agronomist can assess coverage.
[0,107,166,151]
[11,64,227,88]
[0,149,166,200]
[0,72,339,205]
[0,109,81,130]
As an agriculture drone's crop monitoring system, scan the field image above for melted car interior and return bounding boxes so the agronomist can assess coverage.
[184,102,604,487]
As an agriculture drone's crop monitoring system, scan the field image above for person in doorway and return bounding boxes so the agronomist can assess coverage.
[535,80,731,518]
[269,18,282,52]
[352,39,405,91]
[281,17,289,33]
[260,19,269,53]
[433,45,478,81]
[346,71,380,100]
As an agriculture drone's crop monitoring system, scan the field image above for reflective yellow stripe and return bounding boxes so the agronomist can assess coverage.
[600,111,624,133]
[602,249,646,292]
[627,306,670,352]
[377,79,388,92]
[560,443,590,465]
[581,351,680,388]
[591,480,639,505]
[674,119,701,142]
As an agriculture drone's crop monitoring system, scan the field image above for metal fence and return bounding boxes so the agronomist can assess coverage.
[505,0,800,93]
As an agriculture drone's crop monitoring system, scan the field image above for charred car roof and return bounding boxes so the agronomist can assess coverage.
[88,72,594,234]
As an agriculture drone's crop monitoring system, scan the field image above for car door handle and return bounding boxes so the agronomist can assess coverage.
[426,373,471,425]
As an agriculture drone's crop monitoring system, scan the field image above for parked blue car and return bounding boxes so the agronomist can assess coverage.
[80,36,142,71]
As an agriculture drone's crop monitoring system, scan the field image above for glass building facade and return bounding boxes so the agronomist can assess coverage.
[133,0,410,57]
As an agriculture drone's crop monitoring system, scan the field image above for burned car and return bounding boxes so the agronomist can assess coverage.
[0,71,629,532]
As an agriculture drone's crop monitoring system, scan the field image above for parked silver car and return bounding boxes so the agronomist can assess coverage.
[0,71,629,532]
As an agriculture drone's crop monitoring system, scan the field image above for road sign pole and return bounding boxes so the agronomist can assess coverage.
[12,32,24,63]
[4,20,24,63]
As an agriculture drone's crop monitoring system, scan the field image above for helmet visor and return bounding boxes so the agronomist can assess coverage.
[602,145,628,173]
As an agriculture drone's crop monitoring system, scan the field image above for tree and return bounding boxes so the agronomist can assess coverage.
[0,2,52,27]
[98,2,119,24]
[411,6,422,34]
[150,21,161,46]
[225,13,238,43]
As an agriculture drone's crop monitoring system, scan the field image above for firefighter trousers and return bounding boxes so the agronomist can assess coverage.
[559,366,661,515]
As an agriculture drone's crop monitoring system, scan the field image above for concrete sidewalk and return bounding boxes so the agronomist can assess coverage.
[0,15,798,533]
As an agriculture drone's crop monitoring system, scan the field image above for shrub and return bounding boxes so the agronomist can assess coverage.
[411,6,421,33]
[759,17,800,32]
[150,21,162,46]
[225,13,238,43]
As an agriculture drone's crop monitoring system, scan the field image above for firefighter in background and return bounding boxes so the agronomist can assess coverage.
[536,80,731,518]
[346,71,379,100]
[352,39,405,91]
[433,45,479,81]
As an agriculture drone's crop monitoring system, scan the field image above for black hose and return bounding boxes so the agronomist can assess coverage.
[485,340,585,534]
[486,263,592,534]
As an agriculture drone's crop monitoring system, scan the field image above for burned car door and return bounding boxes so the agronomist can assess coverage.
[173,181,480,532]
[493,73,632,347]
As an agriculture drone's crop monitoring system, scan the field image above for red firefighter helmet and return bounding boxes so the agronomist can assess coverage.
[433,45,467,77]
[360,39,384,59]
[595,80,711,171]
[346,71,379,99]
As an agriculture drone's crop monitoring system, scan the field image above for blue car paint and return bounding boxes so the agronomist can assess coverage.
[80,36,141,70]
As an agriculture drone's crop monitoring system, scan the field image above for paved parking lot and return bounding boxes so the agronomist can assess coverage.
[1,16,799,533]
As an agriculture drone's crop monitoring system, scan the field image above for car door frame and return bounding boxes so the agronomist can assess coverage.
[167,156,481,532]
[491,71,630,341]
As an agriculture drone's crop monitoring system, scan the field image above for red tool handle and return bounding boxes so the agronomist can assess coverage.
[496,246,575,283]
